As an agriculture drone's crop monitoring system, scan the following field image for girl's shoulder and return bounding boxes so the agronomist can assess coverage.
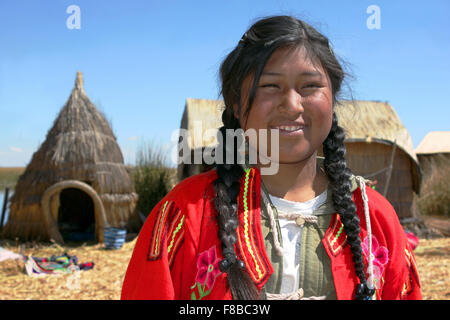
[140,169,219,255]
[351,177,406,245]
[171,169,218,191]
[360,185,399,224]
[162,168,218,210]
[350,175,399,225]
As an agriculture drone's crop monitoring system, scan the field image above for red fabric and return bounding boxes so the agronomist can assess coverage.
[323,186,422,300]
[406,231,419,250]
[121,170,232,300]
[235,168,273,290]
[121,169,421,300]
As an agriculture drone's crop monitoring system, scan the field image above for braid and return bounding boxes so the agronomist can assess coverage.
[213,109,259,300]
[323,112,369,297]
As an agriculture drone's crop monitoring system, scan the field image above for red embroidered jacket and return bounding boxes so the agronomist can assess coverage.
[121,168,421,300]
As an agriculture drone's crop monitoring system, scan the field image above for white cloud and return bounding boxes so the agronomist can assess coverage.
[9,146,23,153]
[128,136,138,141]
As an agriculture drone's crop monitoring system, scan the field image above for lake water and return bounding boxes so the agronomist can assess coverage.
[0,190,13,225]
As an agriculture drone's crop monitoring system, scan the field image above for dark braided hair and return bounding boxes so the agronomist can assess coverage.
[214,114,260,300]
[215,15,372,300]
[323,111,373,299]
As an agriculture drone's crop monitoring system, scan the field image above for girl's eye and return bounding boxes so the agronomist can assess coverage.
[260,83,280,88]
[303,83,322,89]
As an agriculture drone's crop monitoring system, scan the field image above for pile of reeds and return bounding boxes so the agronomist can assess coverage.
[414,237,450,299]
[416,154,450,217]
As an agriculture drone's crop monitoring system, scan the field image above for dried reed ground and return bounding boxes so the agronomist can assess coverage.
[0,237,448,300]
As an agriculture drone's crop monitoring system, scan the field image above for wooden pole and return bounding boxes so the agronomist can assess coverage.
[383,141,397,197]
[1,187,10,231]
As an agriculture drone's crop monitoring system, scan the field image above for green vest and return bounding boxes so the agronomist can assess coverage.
[258,172,364,299]
[259,182,337,299]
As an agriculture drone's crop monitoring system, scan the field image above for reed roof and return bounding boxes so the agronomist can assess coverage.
[180,98,224,149]
[334,100,418,162]
[415,131,450,155]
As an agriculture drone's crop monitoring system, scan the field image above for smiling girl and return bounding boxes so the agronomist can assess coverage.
[121,15,421,300]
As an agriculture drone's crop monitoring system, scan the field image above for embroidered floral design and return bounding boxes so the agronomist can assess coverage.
[190,246,221,300]
[362,235,389,289]
[196,246,221,288]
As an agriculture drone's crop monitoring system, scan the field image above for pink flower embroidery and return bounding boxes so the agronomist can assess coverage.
[362,235,389,289]
[195,246,221,289]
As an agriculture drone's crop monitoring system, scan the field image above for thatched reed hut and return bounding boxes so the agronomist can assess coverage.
[414,131,450,219]
[415,131,450,173]
[177,98,224,182]
[2,72,138,243]
[333,101,421,220]
[177,99,421,221]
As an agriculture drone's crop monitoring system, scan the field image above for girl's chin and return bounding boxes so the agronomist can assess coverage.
[258,152,317,165]
[278,148,316,161]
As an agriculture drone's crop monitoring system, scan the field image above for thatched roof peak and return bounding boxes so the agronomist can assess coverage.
[75,71,84,93]
[49,72,115,138]
[31,72,121,165]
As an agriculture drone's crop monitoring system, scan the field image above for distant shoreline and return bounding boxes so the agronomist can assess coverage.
[0,167,24,191]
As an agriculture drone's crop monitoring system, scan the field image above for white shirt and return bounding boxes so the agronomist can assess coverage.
[268,190,328,294]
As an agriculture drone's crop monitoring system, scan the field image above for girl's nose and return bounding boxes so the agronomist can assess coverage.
[278,88,304,115]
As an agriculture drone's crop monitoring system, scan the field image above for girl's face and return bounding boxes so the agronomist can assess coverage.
[236,46,333,165]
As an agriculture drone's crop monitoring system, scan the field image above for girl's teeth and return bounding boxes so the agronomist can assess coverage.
[279,126,302,132]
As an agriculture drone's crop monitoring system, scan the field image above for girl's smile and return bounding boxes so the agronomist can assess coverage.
[270,121,307,136]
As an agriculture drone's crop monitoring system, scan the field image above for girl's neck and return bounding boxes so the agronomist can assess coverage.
[258,152,328,203]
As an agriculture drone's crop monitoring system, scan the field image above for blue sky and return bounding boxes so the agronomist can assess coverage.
[1,0,449,167]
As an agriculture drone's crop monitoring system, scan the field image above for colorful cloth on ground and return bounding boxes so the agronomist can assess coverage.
[25,253,94,276]
[121,168,422,300]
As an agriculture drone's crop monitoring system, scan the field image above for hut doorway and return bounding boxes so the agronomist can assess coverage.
[58,188,95,242]
[41,180,107,243]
